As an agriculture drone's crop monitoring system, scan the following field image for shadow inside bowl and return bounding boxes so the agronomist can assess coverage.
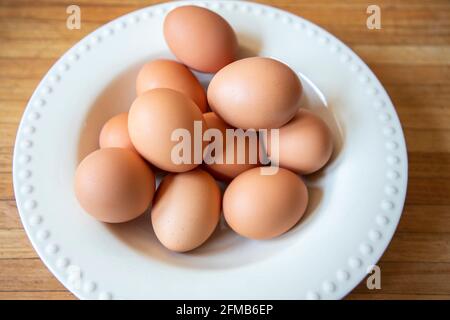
[77,61,142,162]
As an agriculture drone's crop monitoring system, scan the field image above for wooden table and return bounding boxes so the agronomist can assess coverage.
[0,0,449,300]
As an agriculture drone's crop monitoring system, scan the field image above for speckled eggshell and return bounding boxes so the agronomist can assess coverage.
[163,5,238,73]
[74,148,155,223]
[151,169,221,252]
[207,57,302,129]
[223,167,308,240]
[136,59,207,112]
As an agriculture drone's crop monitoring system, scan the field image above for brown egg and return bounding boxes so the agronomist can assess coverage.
[74,148,155,223]
[151,169,221,252]
[128,88,206,173]
[163,5,238,73]
[99,112,136,152]
[208,57,302,129]
[268,109,333,174]
[223,167,308,240]
[203,112,259,182]
[136,59,207,113]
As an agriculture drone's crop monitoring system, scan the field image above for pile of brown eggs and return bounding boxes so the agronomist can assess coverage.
[75,6,333,252]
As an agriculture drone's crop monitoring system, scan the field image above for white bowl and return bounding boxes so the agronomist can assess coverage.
[13,0,407,299]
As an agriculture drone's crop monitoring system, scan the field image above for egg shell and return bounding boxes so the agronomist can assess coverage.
[151,169,221,252]
[128,88,207,173]
[136,59,207,113]
[74,148,155,223]
[163,5,238,73]
[223,167,308,240]
[207,57,302,129]
[203,112,259,181]
[268,109,333,174]
[99,112,136,152]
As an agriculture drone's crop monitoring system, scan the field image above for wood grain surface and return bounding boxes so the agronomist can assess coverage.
[0,0,449,300]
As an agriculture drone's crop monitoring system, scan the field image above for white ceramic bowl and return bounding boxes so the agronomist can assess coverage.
[13,0,407,299]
